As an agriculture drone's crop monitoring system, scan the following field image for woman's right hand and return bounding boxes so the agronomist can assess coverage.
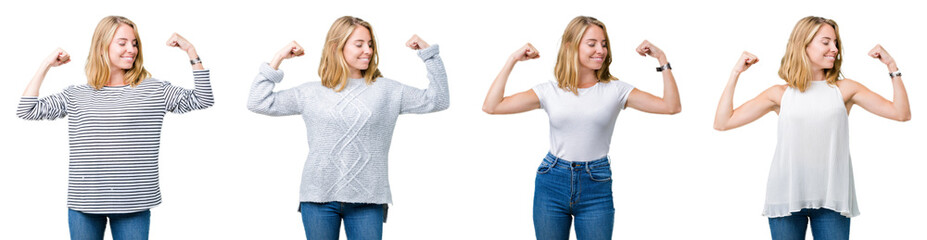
[270,41,304,70]
[510,43,540,62]
[43,48,70,68]
[732,51,758,74]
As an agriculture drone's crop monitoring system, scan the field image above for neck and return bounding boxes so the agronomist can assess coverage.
[577,67,598,88]
[108,69,127,86]
[349,68,363,79]
[812,68,826,81]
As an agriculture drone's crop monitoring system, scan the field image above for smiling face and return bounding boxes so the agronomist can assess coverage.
[805,24,838,72]
[578,25,608,71]
[108,24,138,72]
[342,25,373,78]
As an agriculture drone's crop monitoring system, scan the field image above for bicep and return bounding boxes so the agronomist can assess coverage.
[626,88,665,113]
[491,89,540,114]
[725,91,778,129]
[849,84,895,119]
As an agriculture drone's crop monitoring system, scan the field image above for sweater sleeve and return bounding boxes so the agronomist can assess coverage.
[246,63,303,116]
[399,44,450,114]
[164,70,214,113]
[16,87,71,120]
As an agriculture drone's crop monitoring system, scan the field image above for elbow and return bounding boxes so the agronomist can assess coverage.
[435,99,450,112]
[897,113,912,122]
[667,105,682,115]
[713,123,729,131]
[482,105,498,115]
[246,101,261,113]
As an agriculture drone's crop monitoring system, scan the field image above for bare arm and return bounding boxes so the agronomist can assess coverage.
[626,40,681,114]
[846,44,910,121]
[482,43,541,114]
[23,48,70,97]
[714,51,781,131]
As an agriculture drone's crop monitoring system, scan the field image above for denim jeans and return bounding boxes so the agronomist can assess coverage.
[67,208,151,240]
[534,152,614,240]
[768,208,850,240]
[299,201,386,240]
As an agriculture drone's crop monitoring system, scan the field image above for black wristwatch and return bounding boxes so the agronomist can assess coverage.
[656,62,672,72]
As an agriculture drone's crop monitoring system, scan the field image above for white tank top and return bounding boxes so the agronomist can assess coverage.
[763,81,859,218]
[532,80,634,162]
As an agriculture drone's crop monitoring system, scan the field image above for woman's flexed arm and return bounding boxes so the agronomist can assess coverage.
[247,41,305,116]
[482,43,541,115]
[23,48,70,97]
[843,44,911,121]
[626,40,681,114]
[714,51,782,131]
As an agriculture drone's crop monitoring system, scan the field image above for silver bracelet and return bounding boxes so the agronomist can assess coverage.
[889,70,902,78]
[190,56,202,65]
[656,62,672,72]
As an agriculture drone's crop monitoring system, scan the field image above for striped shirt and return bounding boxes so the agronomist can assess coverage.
[17,70,213,214]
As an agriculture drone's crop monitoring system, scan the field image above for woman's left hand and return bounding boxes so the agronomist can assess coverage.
[166,33,196,54]
[868,44,897,71]
[406,34,430,50]
[636,40,667,65]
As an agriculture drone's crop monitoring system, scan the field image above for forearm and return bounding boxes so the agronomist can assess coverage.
[419,45,449,111]
[186,47,204,70]
[23,63,52,96]
[891,76,911,121]
[482,59,516,113]
[660,68,681,114]
[714,71,740,130]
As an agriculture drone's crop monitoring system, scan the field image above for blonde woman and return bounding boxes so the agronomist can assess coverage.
[16,16,213,240]
[247,16,448,240]
[482,16,681,239]
[713,16,910,239]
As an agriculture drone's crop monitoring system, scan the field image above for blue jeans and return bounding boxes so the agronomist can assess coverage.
[299,201,385,240]
[769,208,850,240]
[68,208,150,240]
[534,153,614,240]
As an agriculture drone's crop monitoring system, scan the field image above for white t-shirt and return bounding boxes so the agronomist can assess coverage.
[532,80,635,162]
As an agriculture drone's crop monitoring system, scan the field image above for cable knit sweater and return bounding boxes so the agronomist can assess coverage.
[247,45,448,204]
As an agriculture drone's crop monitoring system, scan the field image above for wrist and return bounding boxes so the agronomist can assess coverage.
[887,62,898,72]
[657,56,668,66]
[186,48,198,58]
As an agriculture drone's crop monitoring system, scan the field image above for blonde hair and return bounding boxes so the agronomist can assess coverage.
[318,16,382,92]
[85,15,150,90]
[778,16,843,92]
[554,16,617,95]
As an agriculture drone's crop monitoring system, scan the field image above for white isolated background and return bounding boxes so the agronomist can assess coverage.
[0,0,923,239]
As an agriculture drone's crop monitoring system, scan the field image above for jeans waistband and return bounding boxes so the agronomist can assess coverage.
[544,152,610,169]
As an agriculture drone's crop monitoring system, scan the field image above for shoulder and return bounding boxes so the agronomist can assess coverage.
[141,78,166,86]
[604,80,634,92]
[762,84,788,101]
[531,81,557,92]
[374,77,401,87]
[835,78,863,91]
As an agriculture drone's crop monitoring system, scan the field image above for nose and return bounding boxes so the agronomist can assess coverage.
[127,46,137,55]
[363,45,373,55]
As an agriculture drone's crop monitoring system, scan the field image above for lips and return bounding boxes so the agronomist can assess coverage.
[590,56,604,63]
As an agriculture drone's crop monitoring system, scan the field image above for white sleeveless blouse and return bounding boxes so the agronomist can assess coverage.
[763,81,859,218]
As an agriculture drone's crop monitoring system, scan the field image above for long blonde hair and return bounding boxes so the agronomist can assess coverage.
[318,16,382,92]
[778,16,843,92]
[554,16,617,95]
[85,15,150,90]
